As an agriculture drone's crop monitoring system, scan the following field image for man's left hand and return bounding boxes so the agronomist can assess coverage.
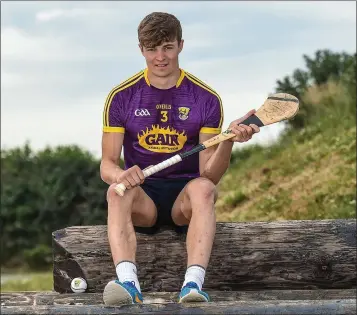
[227,110,260,142]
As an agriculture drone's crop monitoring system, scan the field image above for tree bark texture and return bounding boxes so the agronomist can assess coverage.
[52,219,356,293]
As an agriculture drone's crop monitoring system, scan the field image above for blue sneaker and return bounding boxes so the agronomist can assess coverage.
[178,282,211,303]
[103,280,143,305]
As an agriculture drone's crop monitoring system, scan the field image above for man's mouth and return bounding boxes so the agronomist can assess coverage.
[156,64,168,68]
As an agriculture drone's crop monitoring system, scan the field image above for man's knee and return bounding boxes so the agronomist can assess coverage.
[107,184,157,227]
[106,183,139,203]
[186,177,217,202]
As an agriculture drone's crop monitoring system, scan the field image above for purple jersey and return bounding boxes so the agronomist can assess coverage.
[102,68,224,180]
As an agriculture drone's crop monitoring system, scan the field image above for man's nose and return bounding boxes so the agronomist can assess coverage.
[155,50,165,61]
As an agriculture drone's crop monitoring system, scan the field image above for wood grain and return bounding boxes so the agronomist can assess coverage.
[201,131,235,148]
[256,93,299,125]
[52,219,356,293]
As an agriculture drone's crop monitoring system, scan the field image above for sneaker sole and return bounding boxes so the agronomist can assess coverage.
[179,290,209,303]
[103,281,134,305]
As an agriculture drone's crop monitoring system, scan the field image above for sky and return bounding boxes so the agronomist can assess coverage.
[1,1,356,158]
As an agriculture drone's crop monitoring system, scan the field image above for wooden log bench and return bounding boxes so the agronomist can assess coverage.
[1,219,356,314]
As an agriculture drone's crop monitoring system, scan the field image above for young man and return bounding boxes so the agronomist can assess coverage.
[100,12,260,305]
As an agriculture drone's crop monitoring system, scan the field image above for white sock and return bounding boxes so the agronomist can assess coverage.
[116,261,141,293]
[182,265,206,290]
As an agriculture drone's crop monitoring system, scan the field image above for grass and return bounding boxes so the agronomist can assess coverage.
[1,271,53,292]
[223,190,249,207]
[216,80,356,222]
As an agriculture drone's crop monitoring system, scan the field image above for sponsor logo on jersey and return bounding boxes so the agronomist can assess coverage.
[138,125,187,153]
[178,107,190,120]
[135,109,150,116]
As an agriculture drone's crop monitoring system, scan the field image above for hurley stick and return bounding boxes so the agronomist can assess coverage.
[115,93,299,196]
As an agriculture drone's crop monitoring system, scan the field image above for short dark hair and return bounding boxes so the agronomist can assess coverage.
[138,12,182,48]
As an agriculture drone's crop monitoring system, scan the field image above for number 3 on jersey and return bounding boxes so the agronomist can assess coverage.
[160,110,168,122]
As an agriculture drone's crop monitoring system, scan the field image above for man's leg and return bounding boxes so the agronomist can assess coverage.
[107,183,157,264]
[104,183,158,305]
[171,177,218,302]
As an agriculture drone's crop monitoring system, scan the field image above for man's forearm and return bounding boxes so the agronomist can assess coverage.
[201,141,234,185]
[100,159,124,185]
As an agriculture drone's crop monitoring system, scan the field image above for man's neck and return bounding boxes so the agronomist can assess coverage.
[147,68,181,89]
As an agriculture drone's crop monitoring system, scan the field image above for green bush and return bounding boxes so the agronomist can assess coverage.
[23,245,53,270]
[274,50,356,129]
[1,144,110,267]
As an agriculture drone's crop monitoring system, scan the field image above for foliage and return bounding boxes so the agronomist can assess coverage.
[275,49,356,129]
[217,51,356,222]
[1,144,108,268]
[224,190,249,208]
[23,245,53,270]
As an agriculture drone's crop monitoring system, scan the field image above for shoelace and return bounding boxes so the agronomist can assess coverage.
[184,282,199,289]
[123,281,137,290]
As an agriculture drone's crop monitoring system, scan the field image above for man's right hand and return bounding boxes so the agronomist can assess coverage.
[113,165,145,190]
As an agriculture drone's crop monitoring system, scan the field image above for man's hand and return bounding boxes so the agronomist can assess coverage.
[113,165,145,190]
[228,109,260,142]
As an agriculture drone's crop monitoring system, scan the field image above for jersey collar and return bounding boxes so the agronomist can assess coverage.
[144,68,185,88]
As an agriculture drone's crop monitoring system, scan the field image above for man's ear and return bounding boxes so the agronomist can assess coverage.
[178,39,184,53]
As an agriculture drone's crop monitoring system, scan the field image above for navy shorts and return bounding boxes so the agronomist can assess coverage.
[134,178,193,235]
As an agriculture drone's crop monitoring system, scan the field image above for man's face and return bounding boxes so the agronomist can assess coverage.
[140,40,184,77]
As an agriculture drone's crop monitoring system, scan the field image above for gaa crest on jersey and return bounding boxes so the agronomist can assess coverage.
[178,107,190,120]
[134,108,150,116]
[138,125,187,153]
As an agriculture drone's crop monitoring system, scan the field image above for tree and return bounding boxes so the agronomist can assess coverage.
[275,49,356,129]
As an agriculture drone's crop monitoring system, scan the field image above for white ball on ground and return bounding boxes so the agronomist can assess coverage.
[70,277,87,293]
